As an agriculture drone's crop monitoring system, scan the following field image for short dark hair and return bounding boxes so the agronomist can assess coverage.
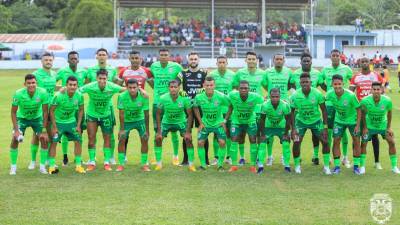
[188,51,199,57]
[41,52,54,58]
[273,53,285,59]
[217,55,227,61]
[66,76,78,83]
[169,79,181,86]
[96,69,108,76]
[246,51,257,58]
[68,51,79,58]
[270,88,280,94]
[127,78,138,86]
[159,48,169,53]
[239,80,249,86]
[300,52,312,61]
[25,74,36,81]
[330,49,340,54]
[96,48,108,55]
[204,76,214,82]
[371,82,382,88]
[129,50,140,55]
[300,72,310,79]
[332,74,343,82]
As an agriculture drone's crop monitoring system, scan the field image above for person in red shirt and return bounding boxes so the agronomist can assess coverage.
[350,56,383,169]
[118,50,154,89]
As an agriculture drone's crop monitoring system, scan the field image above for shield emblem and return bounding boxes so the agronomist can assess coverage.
[380,105,385,110]
[138,102,142,107]
[370,193,392,225]
[178,102,183,108]
[197,73,202,78]
[36,97,41,102]
[214,101,219,106]
[343,100,348,106]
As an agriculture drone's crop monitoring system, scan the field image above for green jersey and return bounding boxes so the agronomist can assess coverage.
[86,65,118,83]
[80,81,122,118]
[117,91,149,122]
[290,68,323,89]
[326,89,360,124]
[232,67,266,95]
[56,66,87,87]
[360,95,392,130]
[51,91,84,123]
[261,99,291,128]
[228,90,264,124]
[32,68,57,98]
[12,87,48,120]
[193,91,230,127]
[321,63,353,92]
[290,87,325,124]
[158,93,191,124]
[264,66,293,100]
[150,61,183,104]
[208,69,235,113]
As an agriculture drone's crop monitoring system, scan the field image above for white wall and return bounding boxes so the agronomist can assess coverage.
[372,29,400,46]
[343,45,400,59]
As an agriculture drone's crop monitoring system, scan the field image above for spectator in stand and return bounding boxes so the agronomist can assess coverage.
[340,52,347,64]
[383,54,390,65]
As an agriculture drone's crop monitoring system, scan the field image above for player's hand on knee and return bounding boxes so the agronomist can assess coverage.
[184,132,192,142]
[156,133,163,142]
[386,128,394,138]
[75,126,81,134]
[118,130,125,140]
[39,132,49,142]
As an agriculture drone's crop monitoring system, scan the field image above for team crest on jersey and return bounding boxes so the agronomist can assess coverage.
[36,97,41,102]
[248,102,254,107]
[197,73,202,79]
[178,102,183,108]
[311,97,316,104]
[137,102,143,107]
[278,110,282,115]
[169,68,174,73]
[343,100,348,106]
[381,105,385,110]
[214,101,219,106]
[74,100,78,105]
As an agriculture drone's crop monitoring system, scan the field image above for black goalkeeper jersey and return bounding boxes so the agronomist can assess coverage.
[178,68,207,99]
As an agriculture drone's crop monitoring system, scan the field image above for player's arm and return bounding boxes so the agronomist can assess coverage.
[118,109,125,138]
[355,107,361,134]
[290,107,298,141]
[319,102,328,128]
[144,109,150,137]
[185,107,193,133]
[147,78,154,88]
[284,113,291,135]
[11,105,19,138]
[156,108,162,135]
[49,105,57,136]
[225,105,233,121]
[387,109,393,137]
[259,113,266,138]
[193,106,203,129]
[360,105,367,136]
[42,103,49,130]
[320,83,327,92]
[76,105,84,133]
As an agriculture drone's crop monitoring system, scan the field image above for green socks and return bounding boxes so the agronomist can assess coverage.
[171,132,179,157]
[217,146,226,167]
[88,148,96,162]
[334,157,340,167]
[48,157,56,168]
[250,143,257,166]
[257,142,267,165]
[213,138,219,158]
[282,141,291,167]
[30,144,38,161]
[239,143,245,159]
[267,138,274,157]
[294,156,301,167]
[353,156,360,167]
[313,146,319,159]
[230,142,239,166]
[155,146,162,163]
[226,139,231,158]
[40,148,48,165]
[75,155,82,166]
[187,147,195,167]
[118,152,125,166]
[61,136,69,155]
[360,154,366,167]
[10,148,18,165]
[328,129,333,148]
[390,154,398,169]
[103,148,111,163]
[141,153,148,166]
[197,147,206,167]
[323,153,330,167]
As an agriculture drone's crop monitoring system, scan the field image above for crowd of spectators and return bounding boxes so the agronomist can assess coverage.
[119,18,307,47]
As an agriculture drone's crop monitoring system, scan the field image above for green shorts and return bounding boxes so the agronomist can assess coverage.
[52,122,81,143]
[333,122,359,138]
[87,115,113,134]
[231,123,257,138]
[326,105,335,129]
[264,128,289,143]
[198,126,226,141]
[295,120,323,138]
[161,123,186,137]
[362,129,386,143]
[17,117,43,135]
[120,120,147,139]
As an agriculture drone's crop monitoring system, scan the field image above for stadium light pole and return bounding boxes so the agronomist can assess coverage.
[261,0,266,46]
[310,0,314,58]
[113,0,117,38]
[211,0,215,58]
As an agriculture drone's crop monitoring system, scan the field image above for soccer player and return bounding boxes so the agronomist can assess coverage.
[321,49,353,168]
[48,76,85,174]
[30,52,57,170]
[193,77,229,170]
[263,53,292,166]
[350,57,383,169]
[118,50,154,89]
[225,80,264,173]
[290,72,331,174]
[290,52,324,166]
[56,51,87,165]
[259,88,291,174]
[326,75,361,174]
[154,79,194,171]
[79,69,126,171]
[178,52,208,166]
[150,48,183,166]
[86,48,120,164]
[232,51,266,165]
[208,56,235,165]
[117,78,150,172]
[360,82,400,174]
[10,74,49,175]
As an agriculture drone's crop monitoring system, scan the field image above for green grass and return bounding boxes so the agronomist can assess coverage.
[0,69,399,225]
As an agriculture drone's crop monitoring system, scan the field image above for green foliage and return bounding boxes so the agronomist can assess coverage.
[9,0,51,33]
[34,0,68,28]
[0,4,15,32]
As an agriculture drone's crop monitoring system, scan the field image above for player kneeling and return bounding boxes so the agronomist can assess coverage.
[154,79,194,171]
[193,77,229,171]
[360,82,400,174]
[326,75,361,175]
[259,88,291,174]
[117,79,150,172]
[48,76,85,174]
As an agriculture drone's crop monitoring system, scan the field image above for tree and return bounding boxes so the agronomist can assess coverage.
[0,4,15,32]
[9,0,51,33]
[33,0,68,29]
[64,0,113,37]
